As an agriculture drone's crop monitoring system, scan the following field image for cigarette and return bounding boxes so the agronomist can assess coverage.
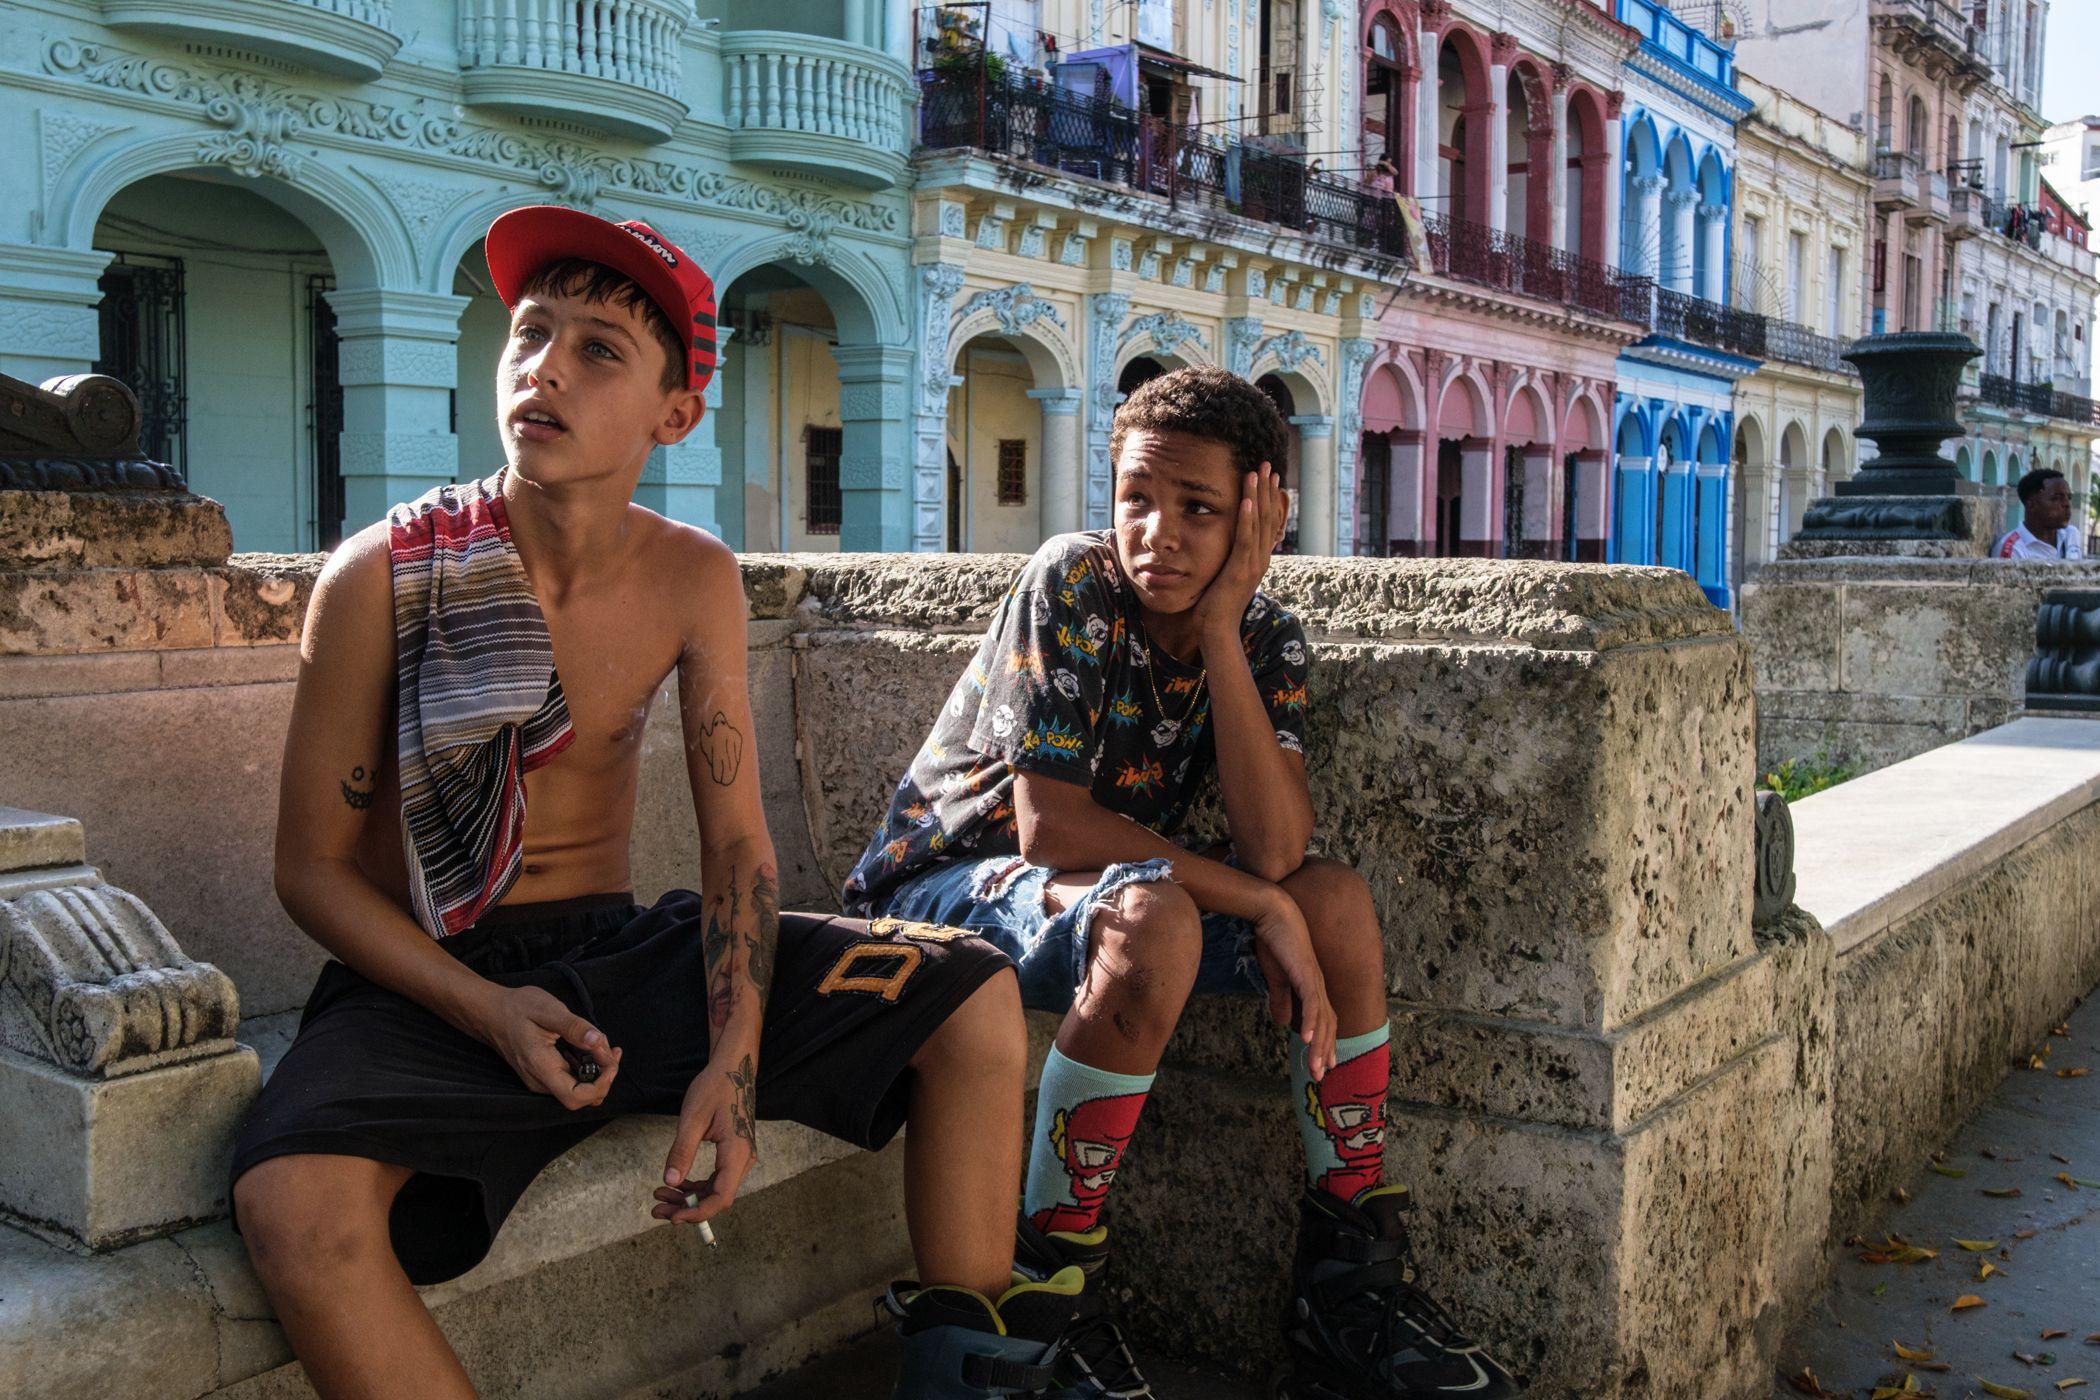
[697,1219,718,1250]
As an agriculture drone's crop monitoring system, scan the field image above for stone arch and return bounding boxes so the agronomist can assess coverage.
[1438,365,1492,439]
[1113,317,1217,382]
[52,133,406,286]
[1249,340,1332,417]
[1436,22,1495,225]
[1364,354,1424,434]
[948,305,1079,392]
[1625,111,1664,181]
[1613,396,1652,459]
[1982,447,2000,486]
[1956,442,1976,481]
[1565,85,1611,264]
[717,234,910,347]
[1502,378,1552,446]
[1821,424,1849,484]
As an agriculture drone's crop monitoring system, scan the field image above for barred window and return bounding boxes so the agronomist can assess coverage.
[806,426,842,535]
[997,438,1027,505]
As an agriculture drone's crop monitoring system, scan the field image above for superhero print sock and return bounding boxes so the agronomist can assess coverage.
[1294,1024,1392,1204]
[1023,1046,1154,1235]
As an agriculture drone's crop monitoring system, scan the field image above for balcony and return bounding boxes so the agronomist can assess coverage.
[722,34,913,190]
[1977,373,2100,427]
[1869,0,1992,79]
[916,68,1643,325]
[1642,286,1771,361]
[458,0,691,144]
[1920,169,1950,224]
[1948,183,1986,241]
[100,0,401,80]
[1872,150,1922,213]
[1762,319,1861,376]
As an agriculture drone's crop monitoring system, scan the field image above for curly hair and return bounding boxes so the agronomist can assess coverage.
[2017,466,2066,504]
[1109,366,1289,478]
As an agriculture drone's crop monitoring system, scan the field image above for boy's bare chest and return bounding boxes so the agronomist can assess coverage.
[539,593,681,767]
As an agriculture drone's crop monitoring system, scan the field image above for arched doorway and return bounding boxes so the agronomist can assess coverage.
[1560,391,1607,562]
[713,263,849,552]
[1257,373,1300,550]
[1500,380,1552,559]
[1360,360,1423,556]
[1613,407,1649,563]
[1732,414,1768,587]
[1565,88,1610,262]
[1363,11,1412,185]
[1661,136,1697,294]
[1779,421,1810,540]
[92,172,345,552]
[1436,28,1491,226]
[1655,419,1688,568]
[1435,372,1491,556]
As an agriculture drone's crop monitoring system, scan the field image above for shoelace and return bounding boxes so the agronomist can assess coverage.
[1061,1306,1154,1398]
[1319,1251,1475,1376]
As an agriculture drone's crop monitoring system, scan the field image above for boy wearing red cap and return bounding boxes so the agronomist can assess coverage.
[228,207,1073,1399]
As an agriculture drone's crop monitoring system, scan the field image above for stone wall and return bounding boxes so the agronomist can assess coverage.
[1740,555,2100,776]
[1788,718,2100,1236]
[40,510,2100,1393]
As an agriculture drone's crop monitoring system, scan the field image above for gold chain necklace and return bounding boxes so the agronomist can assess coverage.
[1139,632,1208,733]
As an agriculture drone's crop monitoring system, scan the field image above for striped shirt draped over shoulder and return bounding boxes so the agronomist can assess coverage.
[388,471,574,938]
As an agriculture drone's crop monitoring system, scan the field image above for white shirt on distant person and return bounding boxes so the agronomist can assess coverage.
[1995,522,2085,560]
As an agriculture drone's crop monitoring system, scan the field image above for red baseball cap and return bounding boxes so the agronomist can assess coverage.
[484,205,718,394]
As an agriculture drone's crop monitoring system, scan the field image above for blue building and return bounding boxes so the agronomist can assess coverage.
[1609,0,1757,607]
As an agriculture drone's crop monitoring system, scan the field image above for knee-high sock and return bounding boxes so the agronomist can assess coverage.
[1294,1024,1392,1203]
[1023,1045,1154,1236]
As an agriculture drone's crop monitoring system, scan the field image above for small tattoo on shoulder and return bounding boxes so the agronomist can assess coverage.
[340,765,375,810]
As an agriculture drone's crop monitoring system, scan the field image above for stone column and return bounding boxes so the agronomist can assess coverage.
[637,325,730,533]
[1292,415,1337,556]
[1416,26,1443,204]
[1086,293,1134,530]
[1629,175,1663,280]
[1487,58,1511,234]
[1334,338,1376,556]
[832,343,916,552]
[1028,387,1084,537]
[1603,109,1626,270]
[1549,87,1571,252]
[1698,202,1729,303]
[1389,430,1425,555]
[326,287,469,530]
[1665,189,1698,294]
[914,263,965,553]
[0,244,112,387]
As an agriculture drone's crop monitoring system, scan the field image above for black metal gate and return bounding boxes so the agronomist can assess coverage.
[308,276,345,549]
[93,255,187,476]
[1358,432,1390,557]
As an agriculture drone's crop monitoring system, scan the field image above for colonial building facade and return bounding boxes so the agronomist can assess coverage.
[1609,0,1755,606]
[1727,73,1870,595]
[3,0,918,552]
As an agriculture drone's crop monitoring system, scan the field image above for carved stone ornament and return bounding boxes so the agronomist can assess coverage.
[1,865,239,1078]
[1256,329,1325,375]
[0,372,185,490]
[1752,790,1796,927]
[1836,332,1981,498]
[1795,496,1970,540]
[1124,310,1209,361]
[957,283,1068,340]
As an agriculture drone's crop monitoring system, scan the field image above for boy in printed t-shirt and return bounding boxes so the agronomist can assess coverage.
[846,367,1523,1400]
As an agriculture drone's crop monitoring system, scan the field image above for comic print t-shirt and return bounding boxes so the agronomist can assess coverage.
[843,530,1309,912]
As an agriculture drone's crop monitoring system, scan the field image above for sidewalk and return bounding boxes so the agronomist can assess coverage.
[736,1324,1264,1399]
[1776,992,2100,1399]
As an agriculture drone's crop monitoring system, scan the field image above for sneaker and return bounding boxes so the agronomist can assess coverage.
[1279,1185,1523,1399]
[1013,1215,1156,1399]
[884,1265,1086,1399]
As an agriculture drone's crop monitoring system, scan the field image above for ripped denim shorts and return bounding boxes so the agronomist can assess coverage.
[872,855,1267,1015]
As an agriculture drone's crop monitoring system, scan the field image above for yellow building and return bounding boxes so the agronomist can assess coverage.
[1728,72,1871,595]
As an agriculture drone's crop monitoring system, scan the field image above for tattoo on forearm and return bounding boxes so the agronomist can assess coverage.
[727,1052,757,1149]
[339,765,375,810]
[703,885,739,1035]
[743,866,779,1008]
[699,711,745,787]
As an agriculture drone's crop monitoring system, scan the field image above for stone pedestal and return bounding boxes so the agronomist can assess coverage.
[0,806,258,1249]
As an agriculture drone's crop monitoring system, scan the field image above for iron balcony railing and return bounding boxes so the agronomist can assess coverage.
[1761,318,1860,375]
[1644,285,1771,360]
[1977,373,2100,427]
[917,67,1642,323]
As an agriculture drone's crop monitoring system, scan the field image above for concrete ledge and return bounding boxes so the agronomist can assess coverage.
[1792,716,2100,955]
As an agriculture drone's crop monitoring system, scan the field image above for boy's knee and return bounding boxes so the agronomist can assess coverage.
[1086,878,1202,1002]
[920,967,1026,1073]
[235,1157,394,1282]
[1284,857,1376,926]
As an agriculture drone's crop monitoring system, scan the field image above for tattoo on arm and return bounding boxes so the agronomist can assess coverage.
[742,867,779,1010]
[339,764,375,810]
[727,1052,756,1148]
[703,880,741,1035]
[699,711,745,787]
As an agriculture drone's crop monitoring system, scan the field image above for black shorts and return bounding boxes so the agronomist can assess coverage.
[228,892,1011,1285]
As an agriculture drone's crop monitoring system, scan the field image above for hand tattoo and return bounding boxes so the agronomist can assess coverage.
[699,711,744,786]
[339,764,375,810]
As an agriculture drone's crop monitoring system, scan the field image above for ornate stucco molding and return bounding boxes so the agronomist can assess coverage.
[40,41,900,235]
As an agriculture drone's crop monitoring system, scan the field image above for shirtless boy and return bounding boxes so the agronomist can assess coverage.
[229,207,1076,1400]
[846,368,1523,1400]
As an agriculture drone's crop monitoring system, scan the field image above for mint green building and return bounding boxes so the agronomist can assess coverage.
[1,0,918,551]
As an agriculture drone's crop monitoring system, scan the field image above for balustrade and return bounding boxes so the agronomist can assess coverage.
[722,33,913,186]
[458,0,690,142]
[1978,373,2100,427]
[101,0,401,79]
